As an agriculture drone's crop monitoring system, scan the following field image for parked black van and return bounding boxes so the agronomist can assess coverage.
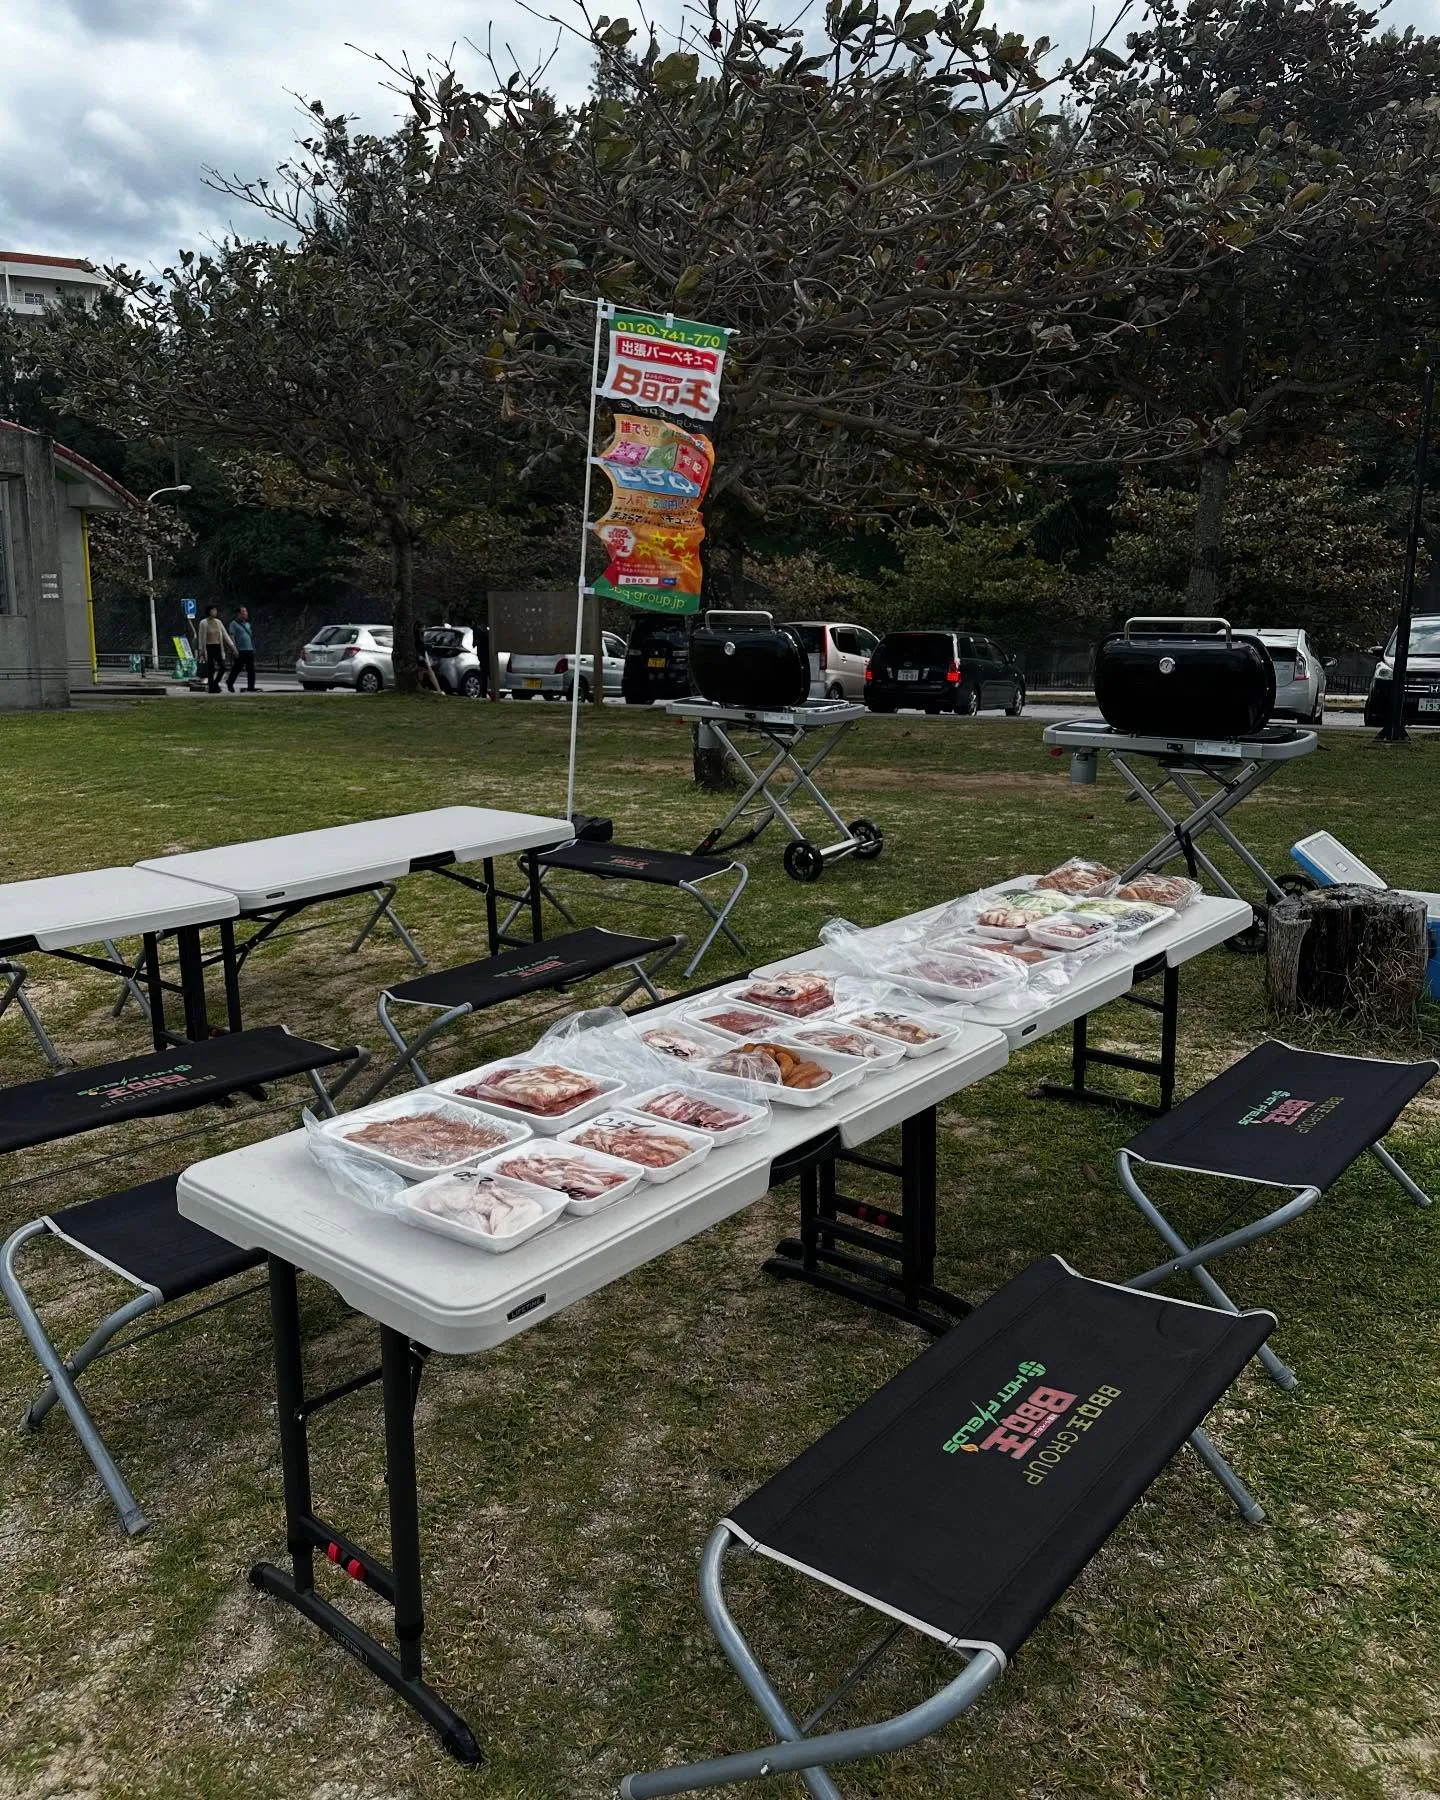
[622,613,693,703]
[865,630,1025,716]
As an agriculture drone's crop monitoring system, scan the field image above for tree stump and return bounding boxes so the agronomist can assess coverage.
[692,720,738,792]
[1266,884,1428,1025]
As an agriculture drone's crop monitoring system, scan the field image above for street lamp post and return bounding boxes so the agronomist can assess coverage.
[144,484,192,673]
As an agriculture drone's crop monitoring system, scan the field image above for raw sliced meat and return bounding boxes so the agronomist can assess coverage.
[570,1115,696,1168]
[735,972,835,1018]
[641,1090,751,1133]
[456,1063,605,1117]
[344,1110,512,1167]
[493,1149,628,1201]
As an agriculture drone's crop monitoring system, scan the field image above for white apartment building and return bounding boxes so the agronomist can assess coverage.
[0,252,109,315]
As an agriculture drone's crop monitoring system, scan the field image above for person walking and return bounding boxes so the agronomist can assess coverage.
[226,606,257,692]
[198,606,234,693]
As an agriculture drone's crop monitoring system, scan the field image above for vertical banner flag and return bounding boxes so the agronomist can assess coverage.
[592,415,714,613]
[590,309,730,614]
[597,311,730,422]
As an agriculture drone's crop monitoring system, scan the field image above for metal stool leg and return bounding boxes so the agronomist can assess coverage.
[1,963,67,1069]
[1372,1141,1432,1208]
[1,1222,152,1534]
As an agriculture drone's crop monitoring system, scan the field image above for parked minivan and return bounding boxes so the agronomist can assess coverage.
[622,613,693,704]
[865,631,1025,716]
[787,621,881,701]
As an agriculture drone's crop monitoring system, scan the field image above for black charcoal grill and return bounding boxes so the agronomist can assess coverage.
[1095,617,1276,739]
[669,613,883,882]
[690,610,811,711]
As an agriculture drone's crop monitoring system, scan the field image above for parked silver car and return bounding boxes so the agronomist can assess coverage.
[1236,627,1326,724]
[788,621,882,701]
[296,624,394,692]
[504,632,628,700]
[422,624,508,698]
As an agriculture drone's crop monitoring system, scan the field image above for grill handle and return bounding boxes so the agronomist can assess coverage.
[1123,616,1232,641]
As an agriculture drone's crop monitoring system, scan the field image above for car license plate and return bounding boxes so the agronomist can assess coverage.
[648,656,666,668]
[1420,697,1440,713]
[525,677,542,690]
[897,669,919,682]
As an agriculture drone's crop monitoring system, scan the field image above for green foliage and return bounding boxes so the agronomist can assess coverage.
[1097,451,1402,648]
[871,522,1105,640]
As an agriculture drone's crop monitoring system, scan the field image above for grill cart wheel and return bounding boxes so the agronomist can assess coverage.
[850,819,884,861]
[1275,871,1316,896]
[784,840,825,883]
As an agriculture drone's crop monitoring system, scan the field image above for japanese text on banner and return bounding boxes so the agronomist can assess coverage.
[597,311,730,423]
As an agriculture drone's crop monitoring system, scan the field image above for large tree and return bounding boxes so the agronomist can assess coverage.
[50,107,510,688]
[1098,0,1440,612]
[399,0,1308,594]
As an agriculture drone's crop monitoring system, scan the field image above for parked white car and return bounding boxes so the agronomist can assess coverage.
[504,632,627,700]
[1236,626,1327,724]
[787,621,881,700]
[296,624,394,692]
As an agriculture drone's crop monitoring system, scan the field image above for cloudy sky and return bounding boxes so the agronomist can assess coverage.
[4,0,1438,275]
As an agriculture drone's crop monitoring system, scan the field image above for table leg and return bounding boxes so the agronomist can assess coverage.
[220,920,243,1032]
[174,925,210,1041]
[247,1261,482,1764]
[142,933,168,1051]
[1037,961,1179,1115]
[764,1108,968,1335]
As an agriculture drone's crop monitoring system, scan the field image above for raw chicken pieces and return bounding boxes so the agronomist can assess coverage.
[413,1174,544,1236]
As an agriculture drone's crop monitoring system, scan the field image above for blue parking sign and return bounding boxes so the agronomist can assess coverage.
[182,597,197,620]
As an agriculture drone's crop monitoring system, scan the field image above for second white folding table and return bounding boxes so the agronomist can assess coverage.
[135,805,573,1025]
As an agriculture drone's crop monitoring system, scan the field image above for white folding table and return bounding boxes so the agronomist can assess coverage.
[177,1017,1009,1761]
[1041,720,1318,916]
[137,806,573,1017]
[0,866,242,1050]
[665,699,881,882]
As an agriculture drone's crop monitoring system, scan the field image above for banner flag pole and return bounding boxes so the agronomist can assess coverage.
[566,297,608,824]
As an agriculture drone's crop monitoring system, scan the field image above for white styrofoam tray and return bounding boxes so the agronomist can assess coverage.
[557,1109,714,1185]
[719,971,839,1021]
[478,1139,646,1217]
[682,998,796,1041]
[624,1018,733,1066]
[832,1005,962,1059]
[321,1092,532,1181]
[873,948,1023,1006]
[701,1037,869,1109]
[400,1169,567,1253]
[434,1059,627,1134]
[784,1020,906,1071]
[628,1084,771,1146]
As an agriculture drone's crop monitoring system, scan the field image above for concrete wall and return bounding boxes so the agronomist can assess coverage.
[0,431,71,711]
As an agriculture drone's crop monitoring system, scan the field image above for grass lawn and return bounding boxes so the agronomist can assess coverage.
[1,695,1437,1800]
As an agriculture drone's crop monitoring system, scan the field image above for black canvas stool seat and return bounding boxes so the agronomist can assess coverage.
[0,1025,364,1155]
[1120,1039,1436,1390]
[622,1257,1273,1798]
[500,840,749,978]
[367,925,679,1098]
[1,1028,365,1535]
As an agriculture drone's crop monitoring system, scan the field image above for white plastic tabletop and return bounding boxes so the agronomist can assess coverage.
[177,1018,1008,1354]
[0,865,239,953]
[137,806,572,911]
[750,893,1253,1049]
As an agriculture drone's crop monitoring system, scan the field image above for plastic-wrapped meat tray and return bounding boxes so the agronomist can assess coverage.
[558,1110,713,1184]
[481,1141,645,1216]
[322,1093,533,1181]
[628,1085,770,1145]
[435,1060,624,1134]
[401,1169,567,1253]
